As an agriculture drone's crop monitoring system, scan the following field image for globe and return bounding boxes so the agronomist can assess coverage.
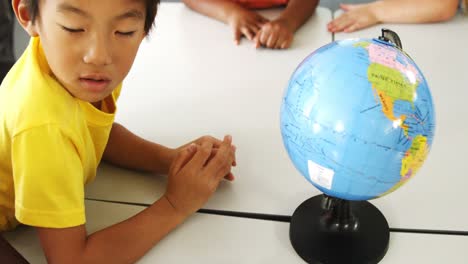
[280,37,435,201]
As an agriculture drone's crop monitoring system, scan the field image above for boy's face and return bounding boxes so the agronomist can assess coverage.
[30,0,147,103]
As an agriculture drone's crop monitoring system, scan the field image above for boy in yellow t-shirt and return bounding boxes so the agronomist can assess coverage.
[0,0,236,262]
[183,0,318,49]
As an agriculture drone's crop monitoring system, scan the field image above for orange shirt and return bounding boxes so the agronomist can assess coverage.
[233,0,289,9]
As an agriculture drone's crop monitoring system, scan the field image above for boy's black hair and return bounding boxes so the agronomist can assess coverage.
[25,0,160,34]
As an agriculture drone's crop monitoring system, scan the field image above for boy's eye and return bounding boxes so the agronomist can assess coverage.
[61,26,84,33]
[116,31,136,37]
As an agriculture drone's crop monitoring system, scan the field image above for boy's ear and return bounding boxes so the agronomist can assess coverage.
[12,0,40,37]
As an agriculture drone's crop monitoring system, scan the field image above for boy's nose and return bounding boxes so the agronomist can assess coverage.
[83,35,112,66]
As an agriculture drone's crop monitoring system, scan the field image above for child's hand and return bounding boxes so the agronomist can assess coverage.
[227,7,269,45]
[175,135,237,180]
[254,19,294,49]
[327,3,379,33]
[164,135,236,218]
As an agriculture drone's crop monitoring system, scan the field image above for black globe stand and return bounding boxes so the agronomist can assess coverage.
[290,194,389,264]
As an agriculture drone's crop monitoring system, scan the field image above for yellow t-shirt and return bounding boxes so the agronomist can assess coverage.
[0,37,121,231]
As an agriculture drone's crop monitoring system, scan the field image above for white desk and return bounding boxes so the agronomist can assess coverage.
[86,4,332,216]
[4,200,468,264]
[332,12,468,231]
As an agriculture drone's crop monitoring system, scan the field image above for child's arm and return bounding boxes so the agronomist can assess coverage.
[37,196,183,264]
[254,0,318,49]
[183,0,268,44]
[38,137,236,263]
[102,123,235,180]
[328,0,459,33]
[102,123,175,174]
[276,0,319,34]
[183,0,247,24]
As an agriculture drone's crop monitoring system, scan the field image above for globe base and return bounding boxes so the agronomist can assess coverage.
[290,194,389,264]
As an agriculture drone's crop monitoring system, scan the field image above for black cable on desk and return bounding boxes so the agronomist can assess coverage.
[85,197,468,236]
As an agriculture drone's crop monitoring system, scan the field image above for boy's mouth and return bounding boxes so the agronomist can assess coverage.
[79,74,111,92]
[80,74,111,82]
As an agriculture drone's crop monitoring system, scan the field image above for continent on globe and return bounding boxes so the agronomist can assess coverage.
[356,41,420,137]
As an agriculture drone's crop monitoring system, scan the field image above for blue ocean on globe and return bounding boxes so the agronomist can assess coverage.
[280,38,435,201]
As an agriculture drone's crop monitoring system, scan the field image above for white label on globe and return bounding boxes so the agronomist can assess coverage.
[307,160,334,190]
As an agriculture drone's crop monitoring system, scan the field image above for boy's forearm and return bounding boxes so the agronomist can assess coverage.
[278,0,318,32]
[373,0,459,24]
[40,197,185,264]
[183,0,241,24]
[83,197,184,264]
[103,123,175,175]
